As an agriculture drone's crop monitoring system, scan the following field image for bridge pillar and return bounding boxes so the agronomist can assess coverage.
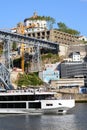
[2,37,12,87]
[0,63,10,89]
[3,37,11,70]
[31,44,42,72]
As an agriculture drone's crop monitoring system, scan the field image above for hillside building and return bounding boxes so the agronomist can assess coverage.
[60,54,87,86]
[69,52,81,62]
[39,63,60,83]
[50,78,84,89]
[25,29,79,45]
[78,36,87,42]
[24,12,48,33]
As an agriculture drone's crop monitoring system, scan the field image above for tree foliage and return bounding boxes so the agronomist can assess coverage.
[16,73,43,87]
[41,53,63,63]
[57,22,80,36]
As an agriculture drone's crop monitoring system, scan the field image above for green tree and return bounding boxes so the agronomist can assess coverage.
[16,73,43,87]
[57,22,67,31]
[57,22,80,36]
[46,16,55,29]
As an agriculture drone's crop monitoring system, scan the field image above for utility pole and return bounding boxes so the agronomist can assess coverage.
[21,43,24,72]
[17,22,25,72]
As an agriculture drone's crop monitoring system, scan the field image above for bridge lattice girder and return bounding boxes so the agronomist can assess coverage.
[0,63,10,90]
[0,30,59,89]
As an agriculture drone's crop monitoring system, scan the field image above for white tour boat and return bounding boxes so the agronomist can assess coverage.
[0,89,75,114]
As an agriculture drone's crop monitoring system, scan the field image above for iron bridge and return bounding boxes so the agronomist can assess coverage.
[0,29,59,90]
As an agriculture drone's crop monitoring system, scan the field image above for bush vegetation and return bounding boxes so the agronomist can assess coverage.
[41,53,64,63]
[16,72,43,87]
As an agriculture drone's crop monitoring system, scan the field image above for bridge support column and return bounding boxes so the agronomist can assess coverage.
[31,44,42,72]
[2,37,11,86]
[3,37,11,70]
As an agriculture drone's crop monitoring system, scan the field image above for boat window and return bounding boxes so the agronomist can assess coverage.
[35,94,54,100]
[0,94,54,101]
[29,102,41,109]
[46,104,53,106]
[58,103,62,105]
[0,102,26,108]
[0,95,35,101]
[58,110,63,112]
[35,95,45,100]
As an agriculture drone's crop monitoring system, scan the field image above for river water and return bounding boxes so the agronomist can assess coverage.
[0,103,87,130]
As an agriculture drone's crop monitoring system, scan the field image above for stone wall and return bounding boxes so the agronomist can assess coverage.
[59,44,87,58]
[67,44,86,58]
[55,90,87,101]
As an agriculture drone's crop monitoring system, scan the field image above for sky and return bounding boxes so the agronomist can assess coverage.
[0,0,87,36]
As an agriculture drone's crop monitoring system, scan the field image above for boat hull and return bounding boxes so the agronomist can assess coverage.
[0,108,70,114]
[0,99,75,114]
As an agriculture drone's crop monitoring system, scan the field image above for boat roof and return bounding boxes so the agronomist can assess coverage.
[0,90,56,96]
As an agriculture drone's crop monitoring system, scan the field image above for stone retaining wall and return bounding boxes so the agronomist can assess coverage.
[59,44,87,58]
[56,92,87,101]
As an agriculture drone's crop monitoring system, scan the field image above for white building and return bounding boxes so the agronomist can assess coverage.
[24,12,48,33]
[11,12,48,34]
[72,52,81,62]
[78,36,87,41]
[69,52,81,62]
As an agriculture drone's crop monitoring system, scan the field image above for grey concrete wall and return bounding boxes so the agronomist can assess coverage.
[59,44,87,58]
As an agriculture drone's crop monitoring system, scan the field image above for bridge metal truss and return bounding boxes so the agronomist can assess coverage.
[0,63,10,90]
[0,30,59,89]
[0,30,58,50]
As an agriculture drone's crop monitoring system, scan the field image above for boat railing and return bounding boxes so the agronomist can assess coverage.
[6,89,50,93]
[5,90,74,100]
[6,89,34,93]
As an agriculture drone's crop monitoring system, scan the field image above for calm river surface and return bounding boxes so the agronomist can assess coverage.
[0,103,87,130]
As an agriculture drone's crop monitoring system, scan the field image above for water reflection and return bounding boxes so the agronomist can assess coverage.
[0,103,87,130]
